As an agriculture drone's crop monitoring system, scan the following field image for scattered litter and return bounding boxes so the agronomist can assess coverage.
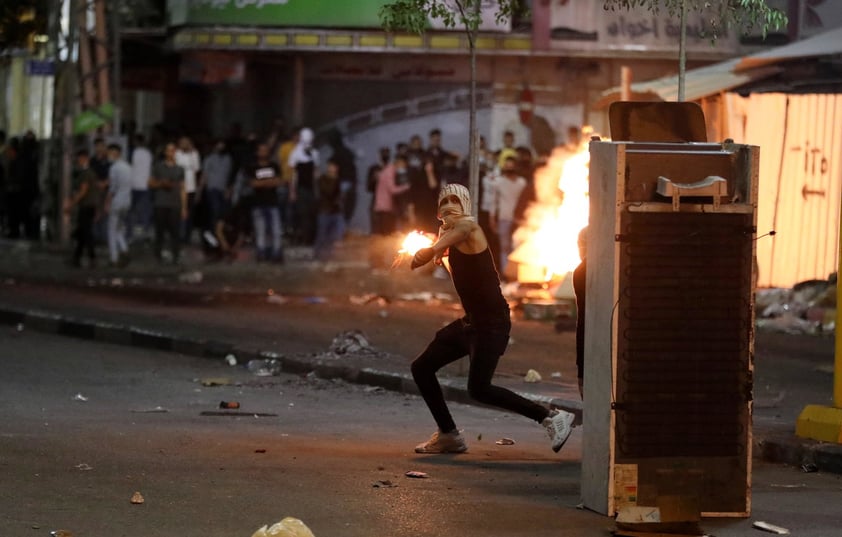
[200,411,278,417]
[16,323,24,332]
[219,401,240,409]
[251,518,316,537]
[524,369,542,383]
[770,483,806,488]
[130,491,145,504]
[50,531,73,537]
[801,463,818,473]
[329,330,375,355]
[575,502,584,510]
[130,406,168,413]
[349,293,390,306]
[379,310,389,318]
[405,471,429,479]
[110,278,124,287]
[363,386,385,394]
[267,295,288,305]
[495,438,516,446]
[200,377,233,387]
[755,280,837,335]
[225,354,238,366]
[373,480,397,488]
[752,521,790,534]
[74,463,93,471]
[255,449,266,454]
[550,371,562,379]
[397,291,454,304]
[303,296,328,304]
[247,359,282,377]
[178,271,203,284]
[72,393,89,402]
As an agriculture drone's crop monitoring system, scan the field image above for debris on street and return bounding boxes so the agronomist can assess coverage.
[266,295,288,305]
[200,377,234,387]
[524,369,542,383]
[752,521,790,534]
[225,354,238,366]
[72,393,89,402]
[130,406,168,413]
[495,438,516,446]
[251,517,316,537]
[405,471,429,479]
[329,330,375,355]
[247,358,282,377]
[16,323,24,332]
[50,530,74,537]
[349,293,390,306]
[755,277,836,335]
[130,491,145,504]
[801,463,818,473]
[219,400,240,409]
[397,291,454,305]
[372,479,397,488]
[74,463,93,471]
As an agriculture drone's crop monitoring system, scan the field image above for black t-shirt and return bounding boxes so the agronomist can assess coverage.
[90,155,111,181]
[249,162,280,207]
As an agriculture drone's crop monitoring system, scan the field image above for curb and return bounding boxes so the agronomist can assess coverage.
[4,303,838,474]
[0,303,583,416]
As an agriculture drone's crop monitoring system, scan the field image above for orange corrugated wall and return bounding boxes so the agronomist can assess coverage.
[726,93,842,288]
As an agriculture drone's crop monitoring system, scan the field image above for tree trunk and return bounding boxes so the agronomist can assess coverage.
[678,0,687,101]
[467,2,480,217]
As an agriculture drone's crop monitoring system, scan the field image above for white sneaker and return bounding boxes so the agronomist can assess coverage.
[414,430,468,454]
[543,410,575,453]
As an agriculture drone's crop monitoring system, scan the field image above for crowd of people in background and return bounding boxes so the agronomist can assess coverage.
[56,119,363,268]
[2,120,545,276]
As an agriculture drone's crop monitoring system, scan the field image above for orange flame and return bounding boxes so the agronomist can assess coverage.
[510,141,591,281]
[398,230,434,256]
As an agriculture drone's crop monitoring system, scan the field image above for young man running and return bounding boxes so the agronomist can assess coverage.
[410,184,575,454]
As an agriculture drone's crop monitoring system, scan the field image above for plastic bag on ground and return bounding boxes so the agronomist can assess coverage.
[251,517,316,537]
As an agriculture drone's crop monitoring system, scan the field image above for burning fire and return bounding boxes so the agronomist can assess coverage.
[510,141,591,281]
[399,230,434,255]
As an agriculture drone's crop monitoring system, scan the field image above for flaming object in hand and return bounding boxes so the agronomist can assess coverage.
[392,231,435,268]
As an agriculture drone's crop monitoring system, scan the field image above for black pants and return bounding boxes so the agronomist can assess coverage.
[73,206,96,262]
[154,207,181,261]
[411,318,549,433]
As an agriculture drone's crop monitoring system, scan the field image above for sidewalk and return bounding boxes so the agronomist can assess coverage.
[1,236,841,474]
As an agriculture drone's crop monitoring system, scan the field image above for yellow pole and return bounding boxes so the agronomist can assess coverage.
[833,188,842,408]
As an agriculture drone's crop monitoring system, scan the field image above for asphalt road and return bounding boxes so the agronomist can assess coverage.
[3,329,842,537]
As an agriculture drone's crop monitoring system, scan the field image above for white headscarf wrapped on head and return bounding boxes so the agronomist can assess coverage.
[438,183,472,217]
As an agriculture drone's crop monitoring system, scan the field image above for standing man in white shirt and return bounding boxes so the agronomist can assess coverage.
[176,136,201,244]
[105,144,134,266]
[128,133,153,243]
[492,156,526,277]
